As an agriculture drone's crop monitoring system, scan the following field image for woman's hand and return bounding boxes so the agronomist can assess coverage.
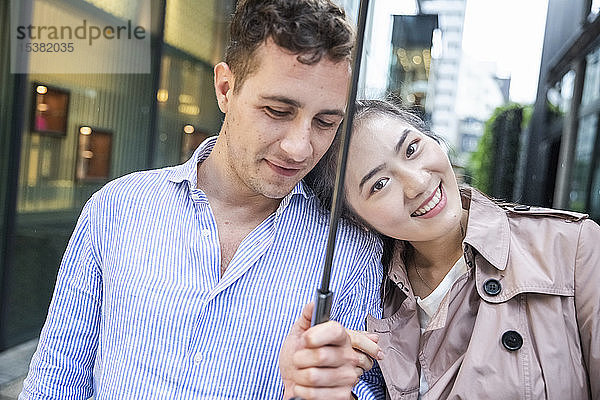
[346,329,384,374]
[279,302,383,400]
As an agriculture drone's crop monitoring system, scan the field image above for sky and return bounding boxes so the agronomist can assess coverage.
[461,0,550,104]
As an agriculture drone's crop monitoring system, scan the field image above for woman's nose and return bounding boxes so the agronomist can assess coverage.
[398,168,430,200]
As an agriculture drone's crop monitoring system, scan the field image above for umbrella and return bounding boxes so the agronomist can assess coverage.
[289,2,371,398]
[312,0,371,326]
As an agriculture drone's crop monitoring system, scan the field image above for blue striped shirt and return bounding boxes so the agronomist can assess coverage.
[20,136,385,399]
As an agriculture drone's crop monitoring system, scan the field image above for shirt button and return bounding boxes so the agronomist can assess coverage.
[483,278,502,296]
[501,330,523,351]
[193,352,203,364]
[201,229,210,238]
[191,193,201,201]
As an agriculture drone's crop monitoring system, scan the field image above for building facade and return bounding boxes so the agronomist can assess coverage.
[0,0,235,351]
[515,0,600,222]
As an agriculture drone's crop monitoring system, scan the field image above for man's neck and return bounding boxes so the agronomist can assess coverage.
[197,138,282,222]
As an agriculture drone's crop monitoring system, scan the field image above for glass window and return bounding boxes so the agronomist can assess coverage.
[590,160,600,222]
[75,126,113,182]
[7,0,155,350]
[569,113,599,211]
[590,0,600,19]
[153,51,222,168]
[164,0,221,63]
[546,69,575,124]
[582,46,600,107]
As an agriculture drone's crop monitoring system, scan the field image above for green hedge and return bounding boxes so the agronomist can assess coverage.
[467,103,532,199]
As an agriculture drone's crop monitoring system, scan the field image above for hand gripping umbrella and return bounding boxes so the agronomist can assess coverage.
[288,2,370,399]
[311,0,370,326]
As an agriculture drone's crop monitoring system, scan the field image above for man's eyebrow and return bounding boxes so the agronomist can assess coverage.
[259,95,301,108]
[394,128,411,153]
[359,164,385,192]
[259,95,344,116]
[318,108,345,117]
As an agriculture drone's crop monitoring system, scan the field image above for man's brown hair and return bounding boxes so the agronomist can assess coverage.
[225,0,355,92]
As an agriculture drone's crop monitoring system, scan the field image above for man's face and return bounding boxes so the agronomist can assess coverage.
[215,40,351,199]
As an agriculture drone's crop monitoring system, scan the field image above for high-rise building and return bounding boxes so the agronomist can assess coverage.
[420,0,467,147]
[454,57,510,164]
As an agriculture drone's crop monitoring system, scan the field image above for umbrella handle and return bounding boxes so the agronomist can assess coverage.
[311,288,333,326]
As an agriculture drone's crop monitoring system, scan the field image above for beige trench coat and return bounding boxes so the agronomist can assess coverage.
[367,188,600,399]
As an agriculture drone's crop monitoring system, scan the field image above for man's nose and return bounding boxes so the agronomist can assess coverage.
[279,120,312,162]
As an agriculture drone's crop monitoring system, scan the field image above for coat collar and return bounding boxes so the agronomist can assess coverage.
[387,187,510,285]
[462,188,510,271]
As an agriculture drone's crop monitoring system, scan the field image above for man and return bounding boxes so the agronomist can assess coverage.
[20,0,383,399]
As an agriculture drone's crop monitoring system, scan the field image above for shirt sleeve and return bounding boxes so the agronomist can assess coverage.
[20,199,102,400]
[574,218,600,399]
[353,362,386,400]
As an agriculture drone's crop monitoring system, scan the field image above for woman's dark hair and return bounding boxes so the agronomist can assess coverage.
[304,99,443,298]
[225,0,355,93]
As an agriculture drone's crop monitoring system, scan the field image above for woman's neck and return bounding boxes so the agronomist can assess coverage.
[407,210,469,296]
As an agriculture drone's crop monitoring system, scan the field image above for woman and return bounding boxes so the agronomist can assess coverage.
[305,99,600,399]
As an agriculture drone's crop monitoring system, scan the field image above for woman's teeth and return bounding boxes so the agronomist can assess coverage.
[412,186,442,217]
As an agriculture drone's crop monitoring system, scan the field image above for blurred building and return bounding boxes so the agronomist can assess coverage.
[384,0,470,150]
[421,0,467,146]
[454,57,510,165]
[388,12,438,113]
[336,0,420,99]
[515,0,600,222]
[0,0,235,351]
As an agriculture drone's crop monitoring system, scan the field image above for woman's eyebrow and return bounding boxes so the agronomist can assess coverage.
[358,128,412,192]
[394,128,411,154]
[359,164,385,192]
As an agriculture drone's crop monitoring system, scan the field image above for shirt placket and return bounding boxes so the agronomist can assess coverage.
[173,189,222,395]
[176,191,279,394]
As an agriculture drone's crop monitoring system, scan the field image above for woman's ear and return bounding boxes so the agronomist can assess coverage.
[214,62,234,113]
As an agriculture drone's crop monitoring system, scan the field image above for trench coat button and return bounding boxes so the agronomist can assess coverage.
[513,205,530,211]
[502,330,523,351]
[483,278,502,296]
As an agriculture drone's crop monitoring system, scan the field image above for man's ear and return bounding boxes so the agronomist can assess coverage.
[214,62,234,113]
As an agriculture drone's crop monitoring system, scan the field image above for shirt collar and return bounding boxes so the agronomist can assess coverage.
[166,135,311,204]
[166,135,217,190]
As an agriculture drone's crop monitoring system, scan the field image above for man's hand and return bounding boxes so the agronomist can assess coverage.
[280,302,382,400]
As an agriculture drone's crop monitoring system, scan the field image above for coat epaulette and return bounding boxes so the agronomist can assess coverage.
[501,203,588,222]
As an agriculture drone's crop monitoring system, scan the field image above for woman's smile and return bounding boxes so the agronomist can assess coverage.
[411,183,446,219]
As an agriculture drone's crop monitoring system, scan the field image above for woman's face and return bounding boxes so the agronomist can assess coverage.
[345,115,463,242]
